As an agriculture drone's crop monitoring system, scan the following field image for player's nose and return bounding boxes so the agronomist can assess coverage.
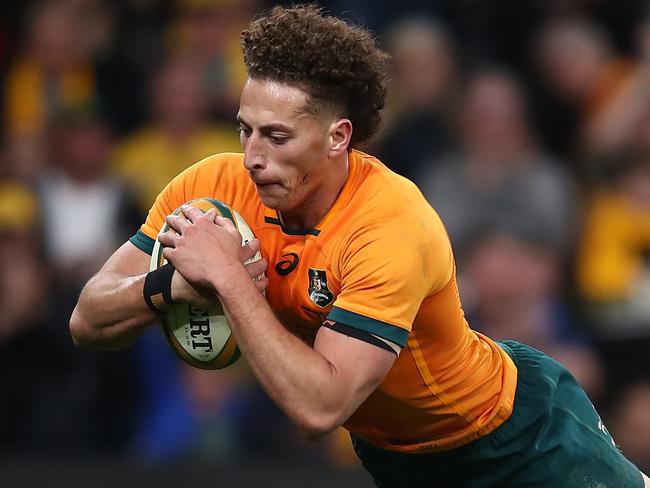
[243,134,267,171]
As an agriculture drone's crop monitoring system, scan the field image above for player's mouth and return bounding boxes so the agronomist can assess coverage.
[253,179,281,191]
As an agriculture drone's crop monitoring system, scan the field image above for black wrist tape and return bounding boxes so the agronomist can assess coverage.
[143,263,176,315]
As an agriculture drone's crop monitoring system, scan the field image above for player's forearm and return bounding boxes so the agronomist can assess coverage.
[70,272,156,350]
[216,271,352,438]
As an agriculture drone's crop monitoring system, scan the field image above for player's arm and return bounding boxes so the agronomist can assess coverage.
[69,242,158,350]
[224,293,397,440]
[70,155,261,350]
[70,167,187,349]
[160,207,397,439]
[70,234,266,350]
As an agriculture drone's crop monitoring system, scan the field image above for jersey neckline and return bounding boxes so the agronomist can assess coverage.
[261,150,361,236]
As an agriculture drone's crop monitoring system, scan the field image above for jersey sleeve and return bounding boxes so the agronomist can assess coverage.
[327,215,453,348]
[129,172,186,254]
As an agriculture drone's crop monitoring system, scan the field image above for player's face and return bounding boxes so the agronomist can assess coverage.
[237,78,338,224]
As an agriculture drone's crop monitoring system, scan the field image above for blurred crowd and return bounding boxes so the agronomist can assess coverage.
[0,0,648,476]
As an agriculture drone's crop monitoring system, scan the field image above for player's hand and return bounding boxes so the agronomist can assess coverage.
[241,237,269,294]
[159,206,268,294]
[170,268,218,309]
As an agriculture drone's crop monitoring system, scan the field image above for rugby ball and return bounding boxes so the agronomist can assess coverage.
[150,198,261,369]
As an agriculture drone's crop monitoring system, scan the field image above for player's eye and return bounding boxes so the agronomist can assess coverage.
[269,133,288,145]
[238,124,252,136]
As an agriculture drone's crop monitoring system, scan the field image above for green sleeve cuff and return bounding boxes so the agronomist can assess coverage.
[130,230,155,255]
[327,307,409,348]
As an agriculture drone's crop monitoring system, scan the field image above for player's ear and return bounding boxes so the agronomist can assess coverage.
[328,118,352,157]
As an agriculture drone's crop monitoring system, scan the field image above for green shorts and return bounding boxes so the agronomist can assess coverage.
[351,340,644,487]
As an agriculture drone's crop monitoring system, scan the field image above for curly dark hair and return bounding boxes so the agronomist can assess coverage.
[241,4,389,146]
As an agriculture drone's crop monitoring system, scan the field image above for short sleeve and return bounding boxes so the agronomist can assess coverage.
[129,171,188,255]
[328,215,453,347]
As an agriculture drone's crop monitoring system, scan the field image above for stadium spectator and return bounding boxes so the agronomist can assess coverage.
[578,11,650,167]
[575,154,650,397]
[462,230,603,399]
[129,327,252,462]
[39,109,142,284]
[2,132,48,183]
[417,68,575,261]
[166,0,259,119]
[372,18,457,180]
[533,18,645,177]
[31,109,141,451]
[0,168,134,453]
[0,181,52,449]
[94,0,171,134]
[112,55,241,212]
[0,179,44,344]
[3,1,99,138]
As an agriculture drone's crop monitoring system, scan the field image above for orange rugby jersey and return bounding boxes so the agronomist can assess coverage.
[131,150,518,453]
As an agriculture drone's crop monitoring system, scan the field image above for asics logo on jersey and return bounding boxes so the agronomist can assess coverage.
[276,253,299,276]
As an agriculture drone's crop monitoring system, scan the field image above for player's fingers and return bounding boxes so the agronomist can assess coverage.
[241,238,261,261]
[215,215,236,230]
[161,246,174,261]
[180,205,204,223]
[248,237,261,254]
[215,215,243,244]
[204,208,218,222]
[158,230,178,248]
[254,276,269,294]
[165,213,190,233]
[245,257,267,278]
